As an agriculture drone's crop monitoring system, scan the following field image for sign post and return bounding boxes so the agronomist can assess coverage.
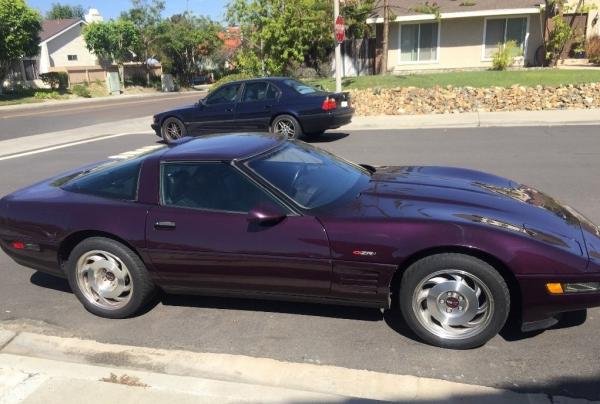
[334,2,344,93]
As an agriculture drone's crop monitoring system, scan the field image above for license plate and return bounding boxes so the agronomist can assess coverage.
[341,101,348,108]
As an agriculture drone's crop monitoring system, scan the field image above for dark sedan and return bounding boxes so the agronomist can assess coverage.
[2,133,600,349]
[151,77,354,142]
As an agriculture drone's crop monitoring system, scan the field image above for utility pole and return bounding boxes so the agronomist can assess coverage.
[334,0,342,93]
[381,0,389,75]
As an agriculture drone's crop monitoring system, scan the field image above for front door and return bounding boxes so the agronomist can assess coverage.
[145,161,331,297]
[235,82,280,131]
[188,83,241,134]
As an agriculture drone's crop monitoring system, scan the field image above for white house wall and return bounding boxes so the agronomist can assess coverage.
[46,22,97,70]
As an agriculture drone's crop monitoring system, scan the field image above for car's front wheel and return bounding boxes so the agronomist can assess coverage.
[65,237,156,318]
[271,115,303,140]
[399,253,510,349]
[161,117,187,143]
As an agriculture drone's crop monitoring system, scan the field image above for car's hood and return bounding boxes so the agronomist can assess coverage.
[156,104,195,115]
[331,166,591,256]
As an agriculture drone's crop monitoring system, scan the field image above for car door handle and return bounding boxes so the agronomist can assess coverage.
[264,105,272,109]
[154,221,176,230]
[226,107,234,112]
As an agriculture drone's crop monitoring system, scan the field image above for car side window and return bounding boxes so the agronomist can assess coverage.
[241,82,279,103]
[62,158,143,201]
[205,84,241,105]
[161,162,285,213]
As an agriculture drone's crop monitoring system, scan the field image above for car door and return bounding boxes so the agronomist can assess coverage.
[235,82,280,131]
[145,161,332,297]
[188,83,241,134]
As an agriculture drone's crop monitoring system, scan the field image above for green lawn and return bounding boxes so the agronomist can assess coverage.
[307,69,600,90]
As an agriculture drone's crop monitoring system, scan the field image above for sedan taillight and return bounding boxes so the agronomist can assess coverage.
[322,97,337,111]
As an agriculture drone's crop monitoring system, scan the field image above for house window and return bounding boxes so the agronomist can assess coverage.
[484,17,528,59]
[67,55,78,61]
[400,22,439,63]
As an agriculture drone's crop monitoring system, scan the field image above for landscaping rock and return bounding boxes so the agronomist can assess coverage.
[349,83,600,116]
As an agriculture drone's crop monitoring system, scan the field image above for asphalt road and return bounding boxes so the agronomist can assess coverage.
[0,125,599,400]
[0,91,203,140]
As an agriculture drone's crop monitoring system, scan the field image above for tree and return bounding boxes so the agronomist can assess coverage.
[46,3,85,19]
[0,0,42,94]
[156,14,222,85]
[226,0,332,76]
[120,0,165,85]
[343,0,376,40]
[83,20,139,87]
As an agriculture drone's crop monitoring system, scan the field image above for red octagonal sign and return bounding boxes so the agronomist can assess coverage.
[335,15,345,43]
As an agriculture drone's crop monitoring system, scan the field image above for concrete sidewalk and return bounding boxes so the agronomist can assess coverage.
[0,326,590,404]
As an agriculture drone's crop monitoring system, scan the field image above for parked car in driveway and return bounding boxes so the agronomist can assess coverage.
[151,77,354,143]
[2,133,600,349]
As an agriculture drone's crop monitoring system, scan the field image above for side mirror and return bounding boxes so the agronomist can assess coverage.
[247,204,287,226]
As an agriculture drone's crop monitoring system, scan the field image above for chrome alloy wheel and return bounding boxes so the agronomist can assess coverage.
[76,250,133,310]
[411,270,494,340]
[165,121,183,140]
[274,119,296,139]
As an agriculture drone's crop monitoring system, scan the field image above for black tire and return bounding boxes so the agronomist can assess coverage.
[399,253,510,349]
[65,237,156,319]
[271,114,303,140]
[161,117,187,143]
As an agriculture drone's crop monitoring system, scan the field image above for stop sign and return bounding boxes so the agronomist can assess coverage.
[335,15,345,43]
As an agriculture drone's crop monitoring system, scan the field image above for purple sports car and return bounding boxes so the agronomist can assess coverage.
[2,133,600,349]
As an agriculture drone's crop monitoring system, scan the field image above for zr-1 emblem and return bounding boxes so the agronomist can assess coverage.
[352,250,377,256]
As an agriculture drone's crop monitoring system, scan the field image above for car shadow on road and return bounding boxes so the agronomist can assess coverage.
[304,132,350,143]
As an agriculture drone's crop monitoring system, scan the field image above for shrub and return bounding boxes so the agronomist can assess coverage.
[210,73,253,92]
[39,72,68,90]
[545,15,574,66]
[587,35,600,65]
[71,83,91,98]
[491,40,521,71]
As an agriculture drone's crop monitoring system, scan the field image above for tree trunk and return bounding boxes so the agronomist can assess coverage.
[381,0,389,75]
[118,63,125,90]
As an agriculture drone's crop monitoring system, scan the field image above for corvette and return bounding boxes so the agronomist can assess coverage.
[2,133,600,349]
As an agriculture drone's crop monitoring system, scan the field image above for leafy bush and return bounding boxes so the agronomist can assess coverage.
[545,15,574,66]
[39,72,68,90]
[71,83,91,98]
[587,35,600,65]
[209,73,253,91]
[125,73,148,87]
[33,90,63,99]
[491,40,522,71]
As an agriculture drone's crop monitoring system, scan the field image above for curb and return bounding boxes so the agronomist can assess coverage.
[0,90,205,112]
[0,326,586,403]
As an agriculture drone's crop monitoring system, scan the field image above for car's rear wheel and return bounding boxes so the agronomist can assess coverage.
[399,253,510,349]
[161,117,187,143]
[66,237,156,318]
[271,115,303,140]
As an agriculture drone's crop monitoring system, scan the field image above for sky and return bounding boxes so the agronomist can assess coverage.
[27,0,228,22]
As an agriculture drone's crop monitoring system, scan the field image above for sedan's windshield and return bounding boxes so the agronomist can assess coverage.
[247,142,370,209]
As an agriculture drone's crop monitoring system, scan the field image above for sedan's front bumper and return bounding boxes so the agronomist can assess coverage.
[151,123,161,137]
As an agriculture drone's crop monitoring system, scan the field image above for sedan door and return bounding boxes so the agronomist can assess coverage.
[145,161,332,297]
[187,83,241,134]
[235,82,280,131]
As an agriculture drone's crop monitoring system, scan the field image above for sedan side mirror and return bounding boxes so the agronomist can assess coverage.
[247,204,287,226]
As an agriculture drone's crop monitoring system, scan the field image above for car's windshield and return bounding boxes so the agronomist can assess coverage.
[283,79,320,95]
[247,142,370,210]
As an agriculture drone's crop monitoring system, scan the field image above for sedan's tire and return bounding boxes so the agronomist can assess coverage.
[161,117,187,143]
[399,253,510,349]
[65,237,156,319]
[271,114,303,140]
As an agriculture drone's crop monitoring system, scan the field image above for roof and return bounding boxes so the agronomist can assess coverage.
[162,133,285,161]
[370,0,543,19]
[40,19,83,42]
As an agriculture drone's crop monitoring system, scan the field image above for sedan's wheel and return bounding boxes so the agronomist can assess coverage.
[161,117,187,143]
[66,237,156,318]
[399,254,510,349]
[271,115,303,140]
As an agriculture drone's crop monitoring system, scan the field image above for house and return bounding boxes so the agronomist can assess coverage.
[368,0,547,73]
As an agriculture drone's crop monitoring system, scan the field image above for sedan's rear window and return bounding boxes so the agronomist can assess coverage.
[283,79,319,95]
[62,158,144,201]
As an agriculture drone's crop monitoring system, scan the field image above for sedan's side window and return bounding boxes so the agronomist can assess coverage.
[161,162,285,213]
[205,84,241,105]
[241,82,280,103]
